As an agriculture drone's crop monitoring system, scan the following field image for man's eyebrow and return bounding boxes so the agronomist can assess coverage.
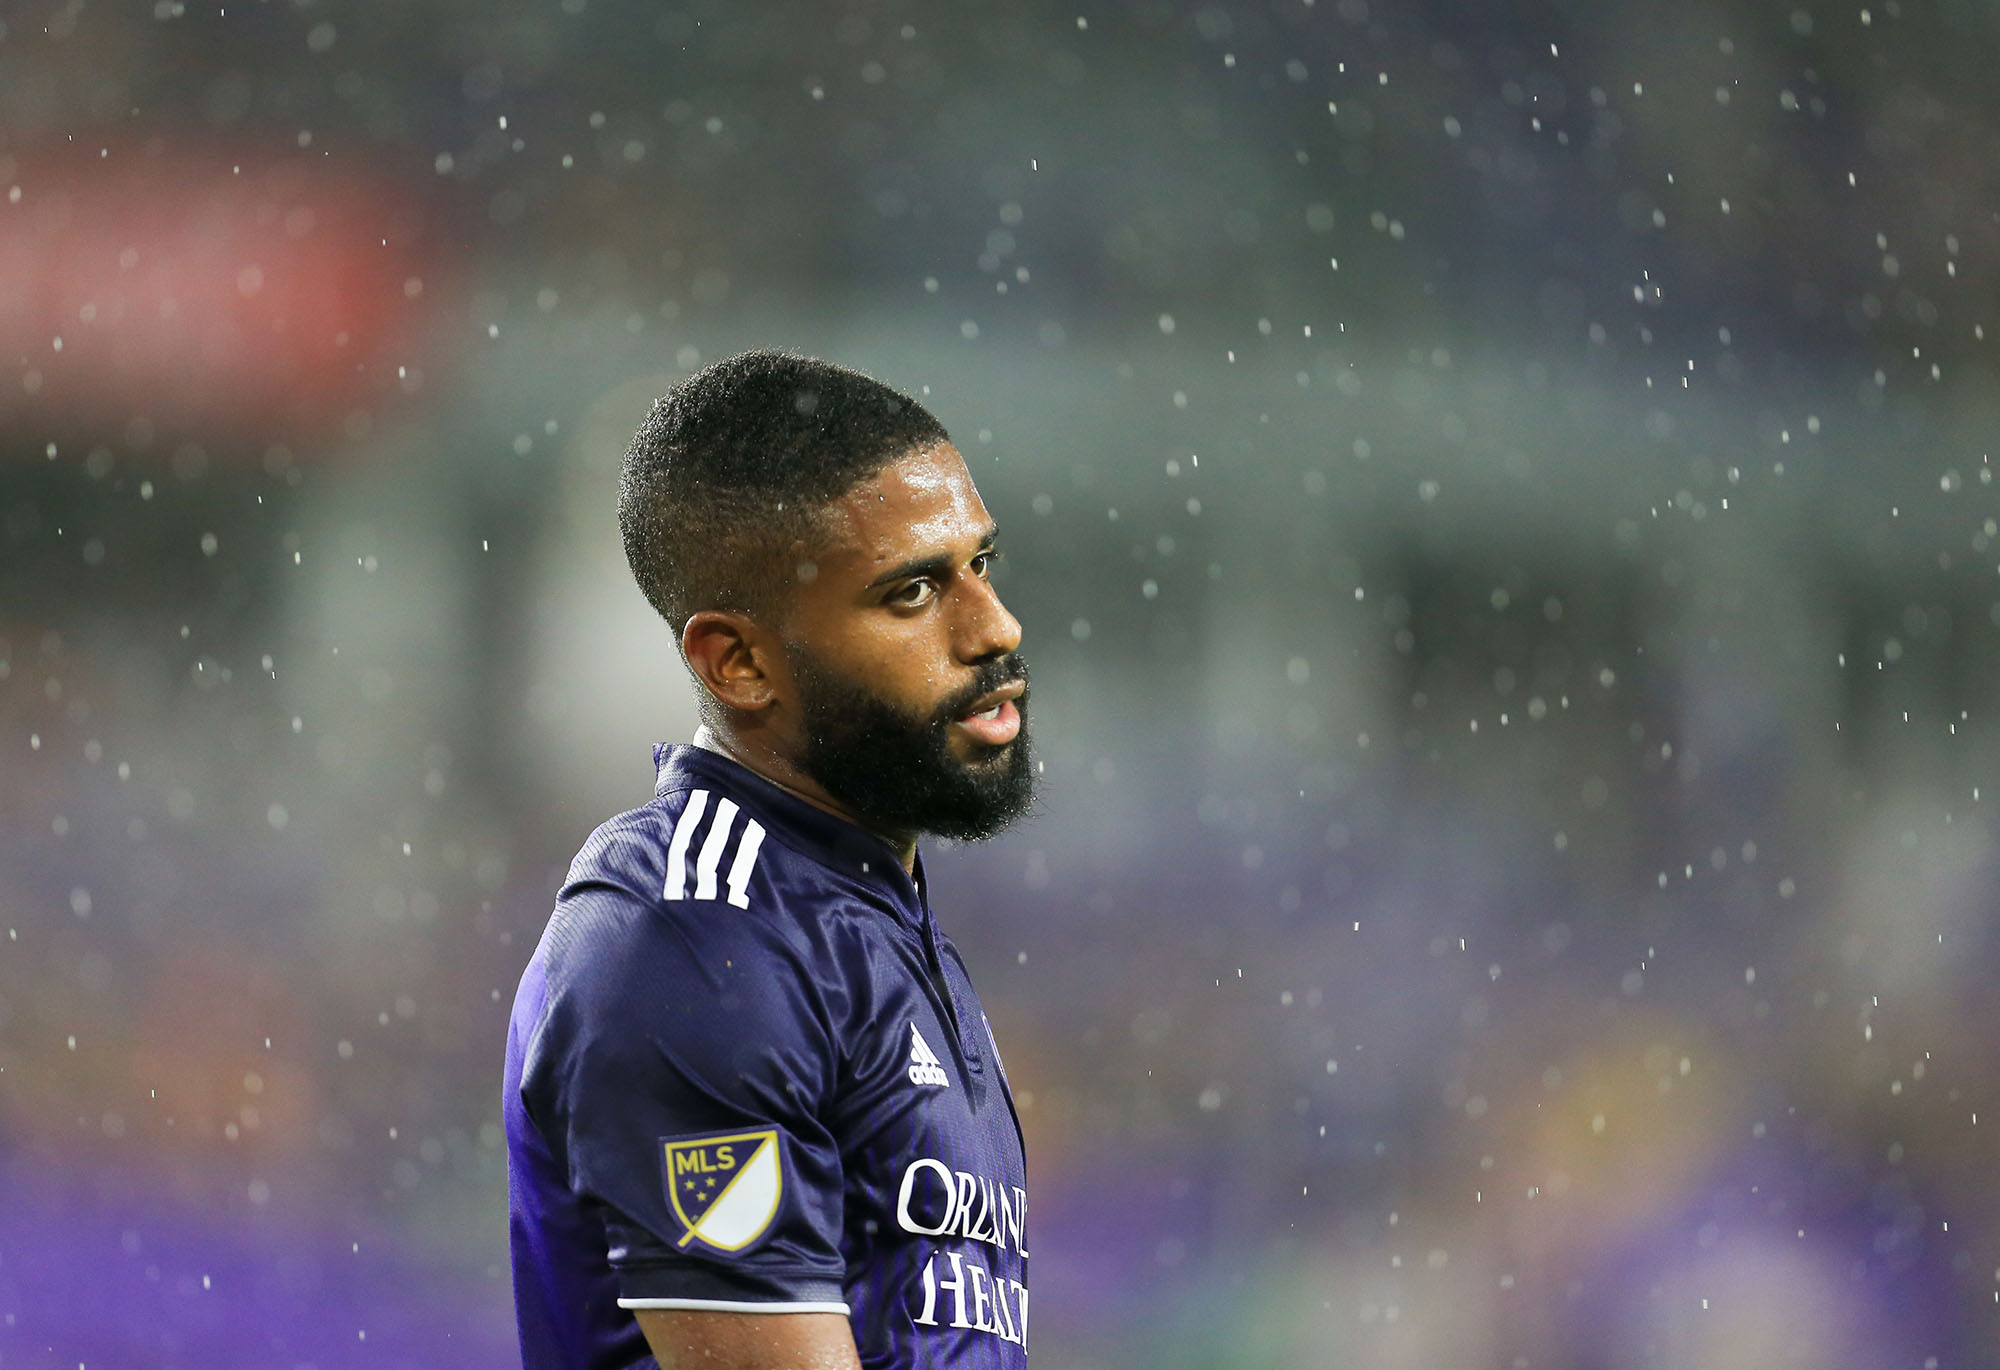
[865,526,999,590]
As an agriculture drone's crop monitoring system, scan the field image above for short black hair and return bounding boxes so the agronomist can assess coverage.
[618,349,950,633]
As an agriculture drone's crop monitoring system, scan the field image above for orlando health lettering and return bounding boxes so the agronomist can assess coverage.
[896,1157,1029,1346]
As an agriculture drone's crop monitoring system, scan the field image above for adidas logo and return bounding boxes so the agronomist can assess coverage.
[907,1023,949,1088]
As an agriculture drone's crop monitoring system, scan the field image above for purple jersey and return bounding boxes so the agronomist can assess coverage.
[505,743,1029,1370]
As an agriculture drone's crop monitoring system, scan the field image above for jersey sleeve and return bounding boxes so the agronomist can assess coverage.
[518,828,851,1313]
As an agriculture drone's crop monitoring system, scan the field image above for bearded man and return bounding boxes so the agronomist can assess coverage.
[504,351,1034,1370]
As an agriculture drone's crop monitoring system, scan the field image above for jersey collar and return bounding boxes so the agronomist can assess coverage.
[651,740,932,920]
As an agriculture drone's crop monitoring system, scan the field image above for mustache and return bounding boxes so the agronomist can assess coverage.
[932,653,1030,726]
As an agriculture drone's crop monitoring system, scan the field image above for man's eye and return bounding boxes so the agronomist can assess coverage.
[890,581,937,607]
[972,551,998,578]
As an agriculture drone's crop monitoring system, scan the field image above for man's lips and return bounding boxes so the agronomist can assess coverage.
[954,698,1021,746]
[952,682,1025,746]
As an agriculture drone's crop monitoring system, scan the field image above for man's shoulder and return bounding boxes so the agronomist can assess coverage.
[559,801,674,901]
[544,784,876,978]
[524,786,881,1064]
[562,783,834,908]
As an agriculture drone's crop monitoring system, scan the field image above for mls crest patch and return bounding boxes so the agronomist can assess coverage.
[660,1128,785,1253]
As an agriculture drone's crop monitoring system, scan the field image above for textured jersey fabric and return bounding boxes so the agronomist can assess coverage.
[505,743,1029,1370]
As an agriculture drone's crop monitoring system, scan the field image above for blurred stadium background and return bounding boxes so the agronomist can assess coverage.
[5,1,2000,1366]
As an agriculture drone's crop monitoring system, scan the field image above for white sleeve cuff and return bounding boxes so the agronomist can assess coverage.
[617,1297,851,1315]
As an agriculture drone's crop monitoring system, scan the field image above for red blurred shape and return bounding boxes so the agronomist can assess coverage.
[0,150,441,447]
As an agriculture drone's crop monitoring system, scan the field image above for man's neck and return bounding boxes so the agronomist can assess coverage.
[690,724,919,873]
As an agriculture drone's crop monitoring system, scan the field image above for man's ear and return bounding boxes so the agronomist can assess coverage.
[681,610,781,713]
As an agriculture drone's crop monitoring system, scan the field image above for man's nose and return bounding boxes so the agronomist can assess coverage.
[955,573,1023,663]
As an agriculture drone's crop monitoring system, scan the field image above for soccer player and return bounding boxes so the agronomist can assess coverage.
[504,351,1035,1370]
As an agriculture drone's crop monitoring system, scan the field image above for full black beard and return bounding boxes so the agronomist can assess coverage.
[789,647,1035,842]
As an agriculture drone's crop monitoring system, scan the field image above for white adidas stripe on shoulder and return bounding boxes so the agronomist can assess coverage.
[692,797,739,901]
[662,789,709,901]
[662,788,767,909]
[724,818,766,909]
